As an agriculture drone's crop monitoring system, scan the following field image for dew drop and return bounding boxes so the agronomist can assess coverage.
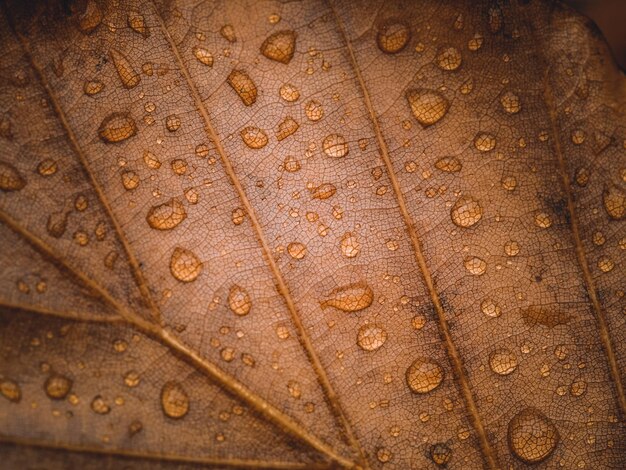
[450,195,483,228]
[260,30,297,64]
[320,282,373,312]
[474,132,496,152]
[241,127,268,149]
[279,83,300,103]
[436,46,462,70]
[464,256,486,275]
[357,324,387,351]
[228,285,251,316]
[192,46,213,66]
[109,49,140,89]
[287,242,307,260]
[98,112,137,143]
[44,374,72,399]
[310,182,336,200]
[435,157,462,173]
[603,185,625,219]
[340,232,361,258]
[91,395,111,415]
[489,349,518,375]
[508,408,559,464]
[276,116,299,141]
[0,161,26,191]
[161,381,189,419]
[227,69,257,106]
[146,198,187,230]
[376,21,410,54]
[0,378,21,403]
[430,443,452,466]
[305,100,324,121]
[405,89,449,127]
[500,91,521,114]
[170,247,202,282]
[127,11,149,37]
[468,33,484,51]
[322,134,349,158]
[406,357,444,394]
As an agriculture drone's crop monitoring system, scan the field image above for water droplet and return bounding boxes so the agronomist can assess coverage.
[121,170,139,190]
[46,211,68,238]
[574,168,589,186]
[450,195,483,228]
[91,395,111,414]
[220,24,236,42]
[146,198,187,230]
[434,157,462,173]
[287,242,307,260]
[521,306,570,328]
[406,357,444,394]
[474,132,496,152]
[0,379,21,403]
[501,176,517,191]
[305,100,324,121]
[143,150,161,169]
[77,0,102,34]
[430,443,452,466]
[84,80,104,96]
[287,380,302,399]
[110,49,140,89]
[279,83,300,102]
[570,379,587,397]
[468,33,484,51]
[227,69,257,106]
[127,11,149,37]
[310,182,336,200]
[98,112,137,143]
[232,207,245,225]
[436,46,462,70]
[170,247,202,282]
[44,374,72,399]
[597,256,614,273]
[464,256,486,275]
[124,370,140,388]
[534,211,552,228]
[500,91,521,114]
[322,134,349,158]
[37,158,57,176]
[603,185,625,219]
[261,30,297,64]
[320,282,373,312]
[165,114,181,132]
[192,46,213,66]
[228,285,251,316]
[0,161,25,191]
[276,116,299,141]
[357,324,387,351]
[241,127,268,149]
[376,447,393,463]
[376,21,410,54]
[128,419,143,436]
[571,129,585,145]
[504,240,520,256]
[405,89,449,127]
[340,232,361,258]
[488,5,503,33]
[508,408,559,464]
[489,349,517,375]
[161,381,189,419]
[283,156,301,173]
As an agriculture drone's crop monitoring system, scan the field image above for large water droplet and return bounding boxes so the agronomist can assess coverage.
[320,283,373,312]
[508,408,559,464]
[357,324,387,351]
[110,49,140,89]
[405,89,449,127]
[241,127,268,149]
[603,185,625,219]
[170,247,202,282]
[0,161,26,191]
[227,69,257,106]
[406,357,444,394]
[450,195,483,228]
[98,113,137,143]
[228,285,251,316]
[376,21,410,54]
[489,349,517,375]
[261,30,297,64]
[0,378,21,403]
[146,198,187,230]
[322,134,349,158]
[161,381,189,419]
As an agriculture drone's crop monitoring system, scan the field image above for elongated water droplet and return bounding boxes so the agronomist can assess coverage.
[228,285,251,316]
[110,49,140,89]
[321,282,373,312]
[406,358,444,394]
[0,161,25,191]
[489,349,517,375]
[357,324,387,351]
[276,116,299,141]
[451,195,483,228]
[146,198,187,230]
[161,381,189,419]
[435,156,462,173]
[37,159,57,176]
[340,232,361,258]
[376,21,410,54]
[44,374,72,399]
[603,185,625,219]
[241,127,268,149]
[405,89,449,127]
[310,183,336,200]
[227,69,257,106]
[488,5,503,33]
[0,378,21,403]
[84,80,104,96]
[508,408,559,464]
[193,46,213,66]
[98,112,137,143]
[170,247,202,282]
[322,134,349,158]
[128,11,149,37]
[261,30,297,64]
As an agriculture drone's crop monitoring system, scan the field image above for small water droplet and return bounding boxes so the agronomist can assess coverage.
[121,171,139,190]
[320,283,373,312]
[283,156,301,173]
[91,395,111,414]
[98,112,137,143]
[464,256,486,275]
[84,80,104,96]
[488,5,503,33]
[322,134,349,158]
[192,46,213,66]
[534,211,552,228]
[279,83,300,102]
[436,46,462,70]
[450,195,483,228]
[474,132,496,152]
[430,443,452,466]
[124,370,140,388]
[287,242,307,260]
[146,198,187,230]
[165,114,181,132]
[127,11,149,37]
[240,127,268,149]
[376,21,410,54]
[405,89,449,127]
[406,357,444,394]
[434,157,462,173]
[340,232,361,258]
[46,211,68,238]
[143,150,161,169]
[228,69,257,106]
[603,185,625,219]
[37,158,58,176]
[228,285,251,316]
[0,379,21,403]
[468,33,484,51]
[276,116,299,141]
[500,91,521,114]
[305,100,324,121]
[77,0,102,34]
[261,30,297,64]
[501,176,517,191]
[504,240,520,256]
[0,161,26,191]
[309,182,336,200]
[489,349,517,375]
[570,379,587,397]
[597,256,614,273]
[110,49,140,89]
[376,447,393,463]
[287,380,302,399]
[170,247,203,282]
[44,374,72,399]
[161,381,189,419]
[357,324,387,351]
[508,408,559,464]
